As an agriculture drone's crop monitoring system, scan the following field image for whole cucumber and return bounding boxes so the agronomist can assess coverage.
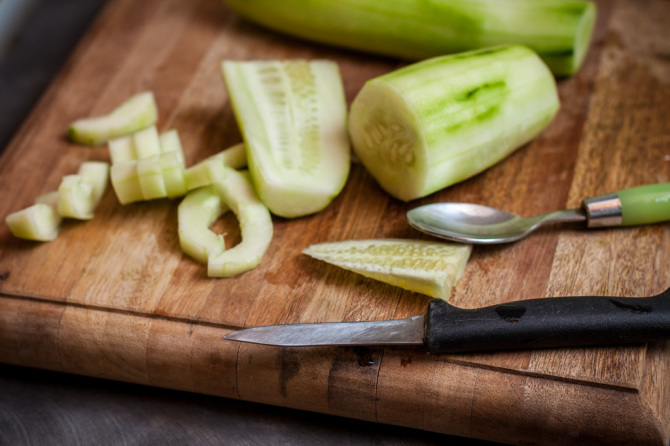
[225,0,596,76]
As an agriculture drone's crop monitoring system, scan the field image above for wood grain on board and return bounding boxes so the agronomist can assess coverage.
[1,0,669,444]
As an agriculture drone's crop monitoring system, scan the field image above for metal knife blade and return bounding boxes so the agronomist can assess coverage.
[223,287,670,353]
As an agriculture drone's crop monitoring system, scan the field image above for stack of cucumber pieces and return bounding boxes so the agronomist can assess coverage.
[6,0,596,298]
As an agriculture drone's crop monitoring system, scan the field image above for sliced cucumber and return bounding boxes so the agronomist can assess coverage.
[110,161,143,204]
[207,168,273,277]
[6,192,62,242]
[178,185,228,264]
[78,161,110,208]
[226,0,596,76]
[69,92,158,146]
[221,60,350,218]
[137,155,167,200]
[184,143,247,190]
[349,45,560,201]
[303,239,472,300]
[57,175,95,219]
[161,152,188,198]
[109,125,170,163]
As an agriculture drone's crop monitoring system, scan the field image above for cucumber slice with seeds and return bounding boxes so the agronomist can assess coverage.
[207,168,273,277]
[226,0,596,76]
[349,45,560,201]
[221,60,350,218]
[6,192,62,242]
[178,185,228,264]
[69,92,158,146]
[303,239,472,300]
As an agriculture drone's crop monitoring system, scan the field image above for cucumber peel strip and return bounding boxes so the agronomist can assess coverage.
[178,185,228,264]
[69,91,158,146]
[207,168,273,278]
[303,239,472,300]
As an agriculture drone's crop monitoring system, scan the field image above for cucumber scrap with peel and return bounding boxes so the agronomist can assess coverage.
[221,60,350,218]
[58,161,110,219]
[225,0,596,76]
[207,168,273,278]
[178,185,228,264]
[303,239,472,300]
[69,92,158,146]
[5,192,62,242]
[348,45,560,202]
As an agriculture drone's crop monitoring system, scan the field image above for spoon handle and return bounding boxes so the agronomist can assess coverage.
[617,183,670,226]
[425,287,670,353]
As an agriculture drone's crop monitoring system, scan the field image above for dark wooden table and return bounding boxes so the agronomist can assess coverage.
[0,2,498,444]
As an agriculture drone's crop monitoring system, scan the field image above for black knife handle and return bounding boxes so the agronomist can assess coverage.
[425,287,670,353]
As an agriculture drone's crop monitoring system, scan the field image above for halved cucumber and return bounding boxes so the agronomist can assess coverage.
[226,0,596,76]
[303,239,472,300]
[221,60,350,218]
[207,168,273,277]
[349,45,560,201]
[5,192,62,242]
[69,92,158,146]
[178,185,228,264]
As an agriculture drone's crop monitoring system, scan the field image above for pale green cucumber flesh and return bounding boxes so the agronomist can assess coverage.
[137,156,167,200]
[57,175,95,219]
[69,92,158,146]
[207,168,273,278]
[349,45,560,201]
[178,185,228,264]
[77,161,110,208]
[222,60,350,218]
[303,239,472,300]
[110,162,143,204]
[226,0,595,76]
[6,200,62,242]
[184,143,248,191]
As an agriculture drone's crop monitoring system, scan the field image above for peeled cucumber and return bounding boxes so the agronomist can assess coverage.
[225,0,596,76]
[303,239,472,300]
[178,185,228,264]
[221,60,350,218]
[348,45,560,202]
[184,143,247,190]
[5,192,62,242]
[207,168,273,277]
[69,92,158,146]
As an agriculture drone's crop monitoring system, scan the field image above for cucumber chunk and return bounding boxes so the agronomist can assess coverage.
[207,168,273,277]
[349,45,560,201]
[78,161,110,208]
[184,143,247,190]
[69,92,158,146]
[226,0,596,76]
[303,239,472,300]
[178,185,228,264]
[57,175,95,219]
[6,192,62,242]
[221,60,350,218]
[109,126,180,164]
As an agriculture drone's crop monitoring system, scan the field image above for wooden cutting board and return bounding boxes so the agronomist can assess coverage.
[1,0,669,444]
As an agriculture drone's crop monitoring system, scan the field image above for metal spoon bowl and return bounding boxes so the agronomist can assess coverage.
[407,203,587,244]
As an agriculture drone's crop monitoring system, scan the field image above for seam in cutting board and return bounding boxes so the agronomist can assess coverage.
[0,292,646,394]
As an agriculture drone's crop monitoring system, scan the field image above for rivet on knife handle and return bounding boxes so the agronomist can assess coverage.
[425,287,670,353]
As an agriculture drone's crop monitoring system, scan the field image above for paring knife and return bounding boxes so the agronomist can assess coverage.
[223,288,670,353]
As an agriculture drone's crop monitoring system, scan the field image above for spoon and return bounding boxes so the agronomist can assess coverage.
[407,183,670,244]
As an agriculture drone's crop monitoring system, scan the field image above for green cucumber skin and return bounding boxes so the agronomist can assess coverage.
[225,0,596,76]
[349,45,560,202]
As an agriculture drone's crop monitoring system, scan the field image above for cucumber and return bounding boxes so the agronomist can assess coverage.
[183,143,247,190]
[348,45,560,201]
[69,92,158,146]
[5,192,62,242]
[303,239,472,300]
[57,175,95,219]
[108,126,179,164]
[221,60,350,218]
[225,0,595,76]
[178,185,228,264]
[207,168,273,277]
[78,161,110,209]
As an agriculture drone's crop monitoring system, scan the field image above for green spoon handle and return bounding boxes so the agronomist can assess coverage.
[617,183,670,226]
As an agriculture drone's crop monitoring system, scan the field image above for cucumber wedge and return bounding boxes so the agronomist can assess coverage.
[78,161,110,208]
[221,60,350,218]
[5,192,62,242]
[178,185,228,264]
[226,0,596,76]
[349,45,560,201]
[207,168,273,277]
[57,175,95,220]
[69,92,158,146]
[303,239,472,300]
